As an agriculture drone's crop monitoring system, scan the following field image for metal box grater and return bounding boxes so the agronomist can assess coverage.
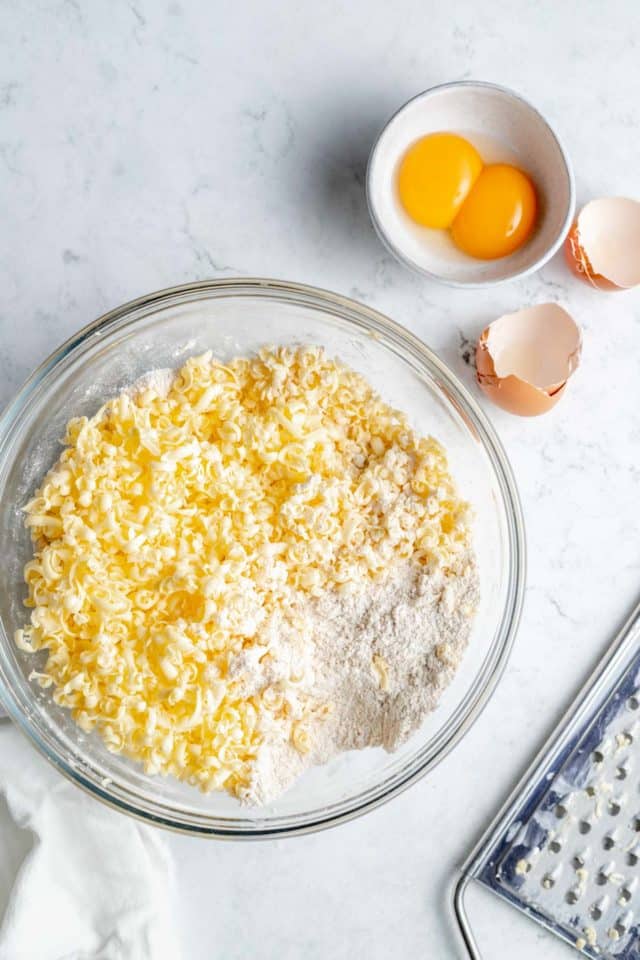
[453,600,640,958]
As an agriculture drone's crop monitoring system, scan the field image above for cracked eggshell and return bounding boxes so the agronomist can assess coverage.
[565,197,640,291]
[476,303,581,417]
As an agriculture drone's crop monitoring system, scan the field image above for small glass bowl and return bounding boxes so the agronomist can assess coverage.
[0,279,525,838]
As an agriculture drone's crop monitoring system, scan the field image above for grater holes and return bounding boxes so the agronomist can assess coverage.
[609,919,627,940]
[541,873,555,890]
[566,889,580,905]
[590,904,603,921]
[632,816,640,832]
[608,799,622,816]
[579,819,592,835]
[549,839,562,853]
[596,870,609,886]
[593,749,605,765]
[627,851,638,866]
[573,854,586,870]
[603,834,616,851]
[585,785,597,798]
[513,857,531,877]
[555,803,568,819]
[627,695,639,711]
[619,887,632,905]
[616,765,628,780]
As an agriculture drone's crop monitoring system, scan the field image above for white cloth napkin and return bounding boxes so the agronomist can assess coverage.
[0,723,181,960]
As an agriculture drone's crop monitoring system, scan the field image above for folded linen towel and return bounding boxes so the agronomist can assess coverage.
[0,723,181,960]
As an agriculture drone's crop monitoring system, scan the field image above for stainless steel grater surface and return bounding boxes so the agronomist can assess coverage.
[453,600,640,959]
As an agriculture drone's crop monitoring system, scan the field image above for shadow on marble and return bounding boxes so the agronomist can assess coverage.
[0,791,34,929]
[311,97,402,261]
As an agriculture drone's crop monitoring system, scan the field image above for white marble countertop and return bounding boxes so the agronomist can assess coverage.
[1,1,639,957]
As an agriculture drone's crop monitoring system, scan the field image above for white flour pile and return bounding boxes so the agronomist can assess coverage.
[237,551,479,805]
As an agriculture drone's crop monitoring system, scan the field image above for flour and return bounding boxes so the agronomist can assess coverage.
[240,551,480,805]
[126,367,176,398]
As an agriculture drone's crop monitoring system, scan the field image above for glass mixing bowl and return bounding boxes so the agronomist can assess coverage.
[0,279,525,838]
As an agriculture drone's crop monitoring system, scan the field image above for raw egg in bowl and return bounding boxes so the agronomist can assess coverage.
[367,81,575,287]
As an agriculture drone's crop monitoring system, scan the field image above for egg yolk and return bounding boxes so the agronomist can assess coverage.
[451,163,537,259]
[397,133,483,229]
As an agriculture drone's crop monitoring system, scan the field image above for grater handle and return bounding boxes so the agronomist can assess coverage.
[452,872,484,959]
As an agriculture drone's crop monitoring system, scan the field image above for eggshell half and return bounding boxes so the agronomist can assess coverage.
[476,303,581,416]
[565,197,640,291]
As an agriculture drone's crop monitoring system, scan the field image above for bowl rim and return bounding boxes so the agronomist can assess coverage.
[0,277,526,838]
[366,79,576,289]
